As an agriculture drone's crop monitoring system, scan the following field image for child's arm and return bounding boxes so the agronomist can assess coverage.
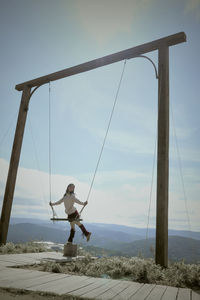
[49,198,64,206]
[74,196,87,206]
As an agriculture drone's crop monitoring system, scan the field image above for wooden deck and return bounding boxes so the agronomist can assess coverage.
[0,252,199,300]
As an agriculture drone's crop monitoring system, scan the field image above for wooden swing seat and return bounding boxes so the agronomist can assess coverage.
[50,218,83,222]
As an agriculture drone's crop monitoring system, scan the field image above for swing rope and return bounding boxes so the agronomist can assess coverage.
[48,82,58,219]
[79,60,127,216]
[49,82,52,203]
[145,135,157,242]
[170,101,191,234]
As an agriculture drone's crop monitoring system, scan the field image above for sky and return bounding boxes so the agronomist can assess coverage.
[0,0,200,232]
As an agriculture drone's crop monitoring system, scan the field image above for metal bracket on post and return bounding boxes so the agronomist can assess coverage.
[134,55,159,79]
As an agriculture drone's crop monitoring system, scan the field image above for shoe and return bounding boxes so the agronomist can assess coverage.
[86,232,91,242]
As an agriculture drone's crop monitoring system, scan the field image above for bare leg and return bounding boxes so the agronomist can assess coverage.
[68,222,75,243]
[74,220,81,226]
[70,221,76,230]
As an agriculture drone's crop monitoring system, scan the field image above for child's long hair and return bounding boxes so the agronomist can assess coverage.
[64,183,75,196]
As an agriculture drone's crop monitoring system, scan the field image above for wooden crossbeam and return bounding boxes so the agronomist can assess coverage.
[15,32,186,91]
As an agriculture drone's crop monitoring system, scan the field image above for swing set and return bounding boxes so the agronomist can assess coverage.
[0,32,186,268]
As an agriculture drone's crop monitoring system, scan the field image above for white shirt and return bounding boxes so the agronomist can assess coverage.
[53,193,84,215]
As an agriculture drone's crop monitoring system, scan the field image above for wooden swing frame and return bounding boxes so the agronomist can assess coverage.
[0,32,186,268]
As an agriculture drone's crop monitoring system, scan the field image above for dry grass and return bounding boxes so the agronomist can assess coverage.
[0,242,49,254]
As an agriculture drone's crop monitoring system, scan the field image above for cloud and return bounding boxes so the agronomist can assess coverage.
[169,189,200,231]
[184,0,200,19]
[73,0,155,45]
[0,157,199,230]
[170,144,200,164]
[0,158,157,227]
[56,76,158,156]
[54,70,200,164]
[93,128,156,155]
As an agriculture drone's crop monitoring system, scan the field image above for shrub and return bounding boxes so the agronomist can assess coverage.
[51,263,63,273]
[0,242,48,254]
[38,255,200,289]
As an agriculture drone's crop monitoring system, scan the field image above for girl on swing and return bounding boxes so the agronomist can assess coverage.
[49,183,91,243]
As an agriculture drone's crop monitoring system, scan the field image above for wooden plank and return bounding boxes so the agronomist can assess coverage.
[0,252,61,265]
[0,269,45,280]
[0,258,39,265]
[192,291,200,300]
[22,273,70,288]
[0,268,33,278]
[13,251,56,257]
[129,284,155,300]
[0,254,32,263]
[51,218,82,221]
[0,270,49,288]
[24,252,61,261]
[177,288,191,300]
[146,285,167,300]
[2,254,39,260]
[112,282,143,300]
[13,273,71,290]
[15,32,186,91]
[28,274,89,294]
[70,277,112,297]
[26,252,63,260]
[40,276,97,295]
[0,252,56,259]
[0,261,18,268]
[97,280,133,300]
[80,278,120,299]
[0,260,38,268]
[162,286,179,300]
[0,270,34,283]
[0,252,67,268]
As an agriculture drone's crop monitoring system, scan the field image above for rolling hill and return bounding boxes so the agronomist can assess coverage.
[7,220,200,264]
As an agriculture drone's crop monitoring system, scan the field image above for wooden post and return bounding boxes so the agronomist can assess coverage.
[63,243,78,257]
[0,86,31,245]
[156,45,169,267]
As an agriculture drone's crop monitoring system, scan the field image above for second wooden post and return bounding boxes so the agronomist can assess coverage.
[156,45,169,268]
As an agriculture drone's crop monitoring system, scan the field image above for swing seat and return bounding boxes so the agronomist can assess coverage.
[50,218,83,222]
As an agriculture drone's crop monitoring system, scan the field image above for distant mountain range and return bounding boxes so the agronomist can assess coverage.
[8,217,200,264]
[10,217,200,240]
